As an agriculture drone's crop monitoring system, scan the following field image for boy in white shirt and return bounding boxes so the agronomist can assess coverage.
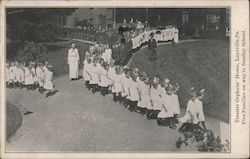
[138,72,151,116]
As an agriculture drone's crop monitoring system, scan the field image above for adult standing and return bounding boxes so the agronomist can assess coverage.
[148,32,157,61]
[68,43,80,80]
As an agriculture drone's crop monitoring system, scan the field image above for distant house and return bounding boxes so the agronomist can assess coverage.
[64,8,113,29]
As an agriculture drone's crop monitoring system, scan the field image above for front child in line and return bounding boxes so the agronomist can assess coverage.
[43,64,54,97]
[36,62,45,93]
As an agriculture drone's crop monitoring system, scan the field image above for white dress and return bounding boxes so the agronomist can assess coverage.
[137,81,151,109]
[16,67,25,83]
[112,73,123,93]
[121,74,129,97]
[24,68,34,85]
[5,67,10,82]
[89,64,99,85]
[98,66,109,87]
[102,48,112,64]
[36,67,44,86]
[44,70,53,90]
[150,85,163,110]
[68,48,80,79]
[127,79,139,101]
[83,61,91,82]
[171,94,180,115]
[158,93,174,118]
[8,66,14,82]
[31,68,37,83]
[12,66,18,82]
[179,98,205,124]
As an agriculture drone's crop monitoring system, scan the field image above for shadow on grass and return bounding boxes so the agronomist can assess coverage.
[6,101,23,141]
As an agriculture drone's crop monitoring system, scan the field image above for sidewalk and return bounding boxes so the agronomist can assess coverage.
[6,73,224,152]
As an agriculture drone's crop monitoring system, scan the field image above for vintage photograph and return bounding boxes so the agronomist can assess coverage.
[4,7,231,153]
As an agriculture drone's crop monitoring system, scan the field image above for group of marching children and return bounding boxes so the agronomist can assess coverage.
[5,60,55,97]
[83,53,183,129]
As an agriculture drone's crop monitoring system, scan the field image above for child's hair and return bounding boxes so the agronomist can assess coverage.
[47,64,53,71]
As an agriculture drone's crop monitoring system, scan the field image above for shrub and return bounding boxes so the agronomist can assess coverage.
[17,41,48,62]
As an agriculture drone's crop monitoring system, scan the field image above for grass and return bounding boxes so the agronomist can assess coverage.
[6,101,23,141]
[129,39,229,123]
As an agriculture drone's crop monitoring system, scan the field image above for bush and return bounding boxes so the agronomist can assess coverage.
[17,41,48,62]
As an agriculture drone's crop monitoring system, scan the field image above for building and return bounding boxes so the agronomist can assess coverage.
[64,8,113,29]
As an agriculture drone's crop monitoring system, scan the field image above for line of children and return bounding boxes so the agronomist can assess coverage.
[82,54,188,129]
[6,60,55,97]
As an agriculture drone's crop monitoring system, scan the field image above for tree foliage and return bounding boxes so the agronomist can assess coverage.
[17,41,49,62]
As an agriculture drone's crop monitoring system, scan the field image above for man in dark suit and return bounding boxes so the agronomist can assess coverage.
[148,32,157,60]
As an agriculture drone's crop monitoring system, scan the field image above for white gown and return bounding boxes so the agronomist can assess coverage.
[137,81,151,109]
[68,48,80,79]
[98,66,109,87]
[36,67,44,86]
[179,98,205,124]
[127,79,139,101]
[24,68,34,85]
[5,67,10,82]
[150,85,163,110]
[44,70,53,90]
[83,61,91,82]
[121,73,129,97]
[112,73,123,93]
[158,93,174,118]
[16,67,25,83]
[89,64,99,85]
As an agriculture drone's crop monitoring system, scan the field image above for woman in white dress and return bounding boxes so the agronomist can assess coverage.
[68,43,80,80]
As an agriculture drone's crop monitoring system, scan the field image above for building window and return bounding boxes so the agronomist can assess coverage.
[182,11,189,24]
[207,14,221,30]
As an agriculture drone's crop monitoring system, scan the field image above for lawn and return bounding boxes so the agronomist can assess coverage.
[128,39,229,123]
